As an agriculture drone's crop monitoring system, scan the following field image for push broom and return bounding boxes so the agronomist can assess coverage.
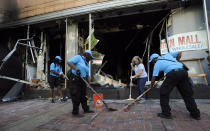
[80,76,117,111]
[123,76,165,112]
[65,70,117,111]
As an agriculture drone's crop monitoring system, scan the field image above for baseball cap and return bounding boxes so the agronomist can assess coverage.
[85,50,95,59]
[149,53,159,63]
[55,56,62,61]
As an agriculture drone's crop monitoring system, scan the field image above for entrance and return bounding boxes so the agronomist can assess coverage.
[91,10,169,83]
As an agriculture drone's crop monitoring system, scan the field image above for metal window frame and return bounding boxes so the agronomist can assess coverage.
[0,0,168,29]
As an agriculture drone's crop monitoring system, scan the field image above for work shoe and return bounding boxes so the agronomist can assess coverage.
[157,113,172,119]
[84,110,95,113]
[72,113,84,118]
[190,115,201,120]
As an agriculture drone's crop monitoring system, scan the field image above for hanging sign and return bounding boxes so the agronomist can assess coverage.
[92,59,102,65]
[160,39,169,55]
[167,30,208,52]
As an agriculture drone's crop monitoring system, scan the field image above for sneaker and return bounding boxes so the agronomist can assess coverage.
[157,113,172,119]
[63,97,68,102]
[190,115,201,120]
[50,98,55,103]
[59,98,67,102]
[72,113,84,118]
[84,110,94,113]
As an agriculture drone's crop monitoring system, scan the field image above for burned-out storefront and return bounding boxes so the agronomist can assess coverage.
[0,0,209,99]
[0,21,69,99]
[91,10,170,83]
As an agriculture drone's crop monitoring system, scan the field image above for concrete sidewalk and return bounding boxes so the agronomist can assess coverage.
[0,99,210,131]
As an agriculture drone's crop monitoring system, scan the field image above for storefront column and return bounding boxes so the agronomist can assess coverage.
[89,13,92,78]
[65,18,78,77]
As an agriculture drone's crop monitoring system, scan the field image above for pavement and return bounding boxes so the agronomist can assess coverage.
[0,99,210,131]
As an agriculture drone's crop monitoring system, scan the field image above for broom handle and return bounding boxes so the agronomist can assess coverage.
[127,87,152,106]
[80,77,109,109]
[126,76,165,107]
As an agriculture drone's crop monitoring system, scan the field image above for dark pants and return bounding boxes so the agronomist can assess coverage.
[160,69,200,117]
[68,76,89,114]
[137,77,148,98]
[49,76,61,88]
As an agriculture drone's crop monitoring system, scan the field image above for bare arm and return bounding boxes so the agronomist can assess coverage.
[130,63,135,71]
[176,52,182,61]
[134,69,142,78]
[51,70,60,76]
[67,62,79,71]
[86,76,91,84]
[150,76,156,88]
[132,67,135,71]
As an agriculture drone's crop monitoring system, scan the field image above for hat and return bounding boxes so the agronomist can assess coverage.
[85,50,94,59]
[55,56,62,61]
[149,53,159,63]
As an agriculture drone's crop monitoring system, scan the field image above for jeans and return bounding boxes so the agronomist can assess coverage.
[137,77,148,98]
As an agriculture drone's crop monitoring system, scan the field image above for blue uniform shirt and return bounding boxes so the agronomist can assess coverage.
[68,55,89,77]
[152,52,183,76]
[50,63,63,77]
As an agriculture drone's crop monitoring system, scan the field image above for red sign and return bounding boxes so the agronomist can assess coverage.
[93,94,104,109]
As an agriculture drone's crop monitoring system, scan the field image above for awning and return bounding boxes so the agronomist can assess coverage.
[0,0,171,29]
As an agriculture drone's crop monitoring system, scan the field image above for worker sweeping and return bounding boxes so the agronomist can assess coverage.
[49,56,66,103]
[149,52,200,120]
[67,50,94,118]
[131,56,148,103]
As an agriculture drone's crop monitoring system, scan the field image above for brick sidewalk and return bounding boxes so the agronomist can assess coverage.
[0,99,72,131]
[34,101,210,131]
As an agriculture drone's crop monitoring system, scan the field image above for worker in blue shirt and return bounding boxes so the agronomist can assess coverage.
[67,50,94,118]
[49,56,66,103]
[149,52,200,120]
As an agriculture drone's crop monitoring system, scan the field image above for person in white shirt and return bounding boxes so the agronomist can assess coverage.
[131,56,148,100]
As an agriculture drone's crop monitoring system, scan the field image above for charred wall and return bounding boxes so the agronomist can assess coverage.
[0,0,19,23]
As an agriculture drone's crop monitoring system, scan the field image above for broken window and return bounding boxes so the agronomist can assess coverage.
[88,10,170,85]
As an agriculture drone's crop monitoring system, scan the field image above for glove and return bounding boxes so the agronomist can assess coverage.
[63,76,68,80]
[130,76,135,79]
[76,70,81,76]
[59,73,64,77]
